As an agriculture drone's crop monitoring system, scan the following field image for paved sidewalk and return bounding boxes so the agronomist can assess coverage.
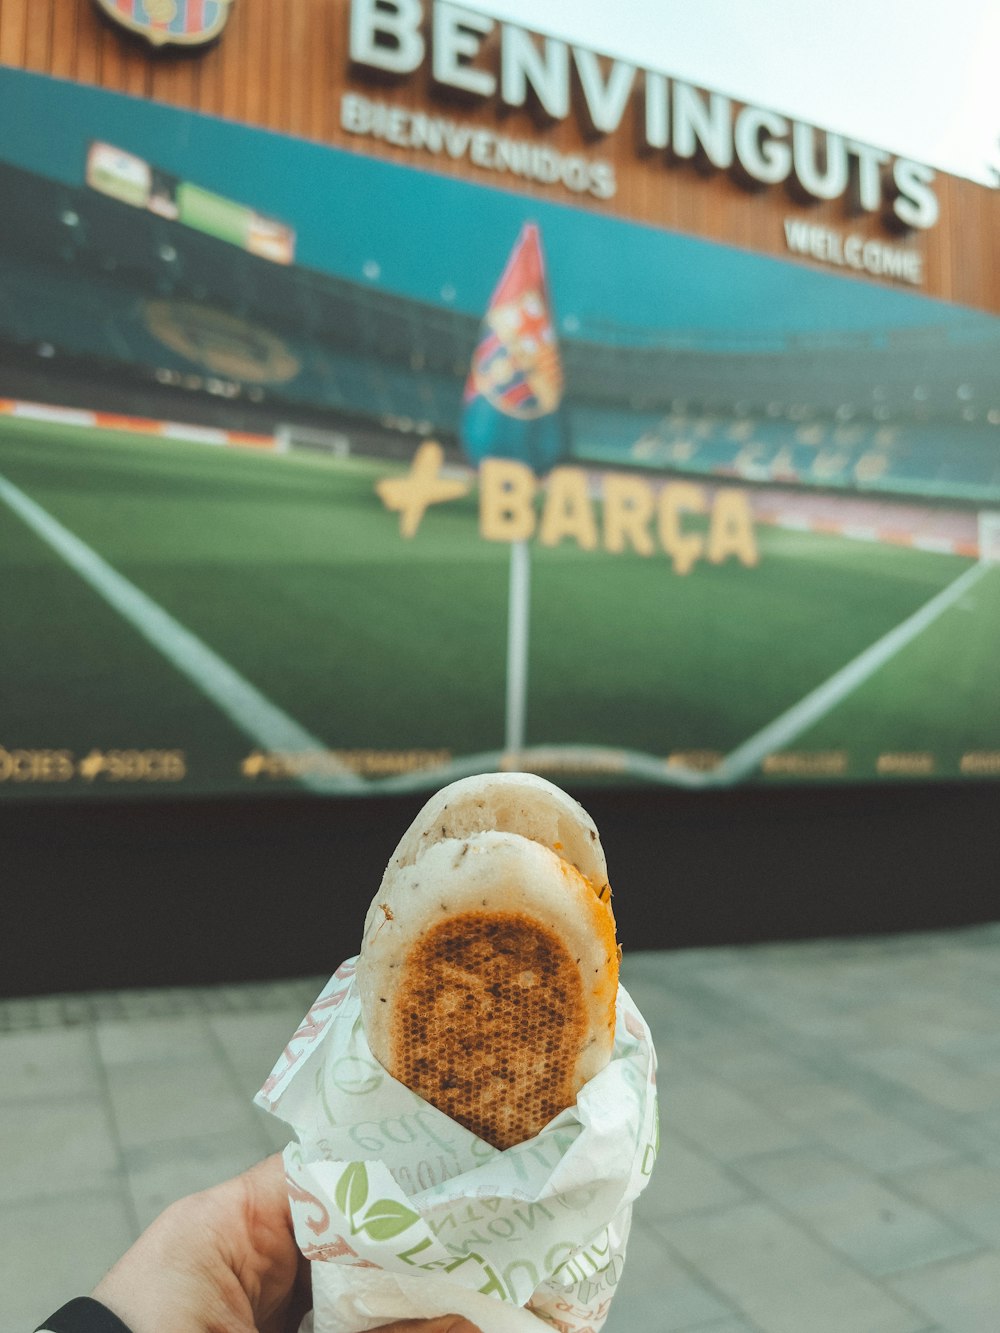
[3,925,1000,1332]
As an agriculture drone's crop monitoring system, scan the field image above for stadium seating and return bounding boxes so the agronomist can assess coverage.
[1,157,998,505]
[583,409,1000,502]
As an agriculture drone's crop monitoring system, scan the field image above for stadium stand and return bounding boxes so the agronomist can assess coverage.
[600,413,1000,500]
[1,158,999,506]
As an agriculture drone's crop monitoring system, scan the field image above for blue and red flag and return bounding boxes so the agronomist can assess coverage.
[461,223,566,475]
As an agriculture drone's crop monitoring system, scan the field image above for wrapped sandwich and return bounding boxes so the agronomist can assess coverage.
[257,773,658,1333]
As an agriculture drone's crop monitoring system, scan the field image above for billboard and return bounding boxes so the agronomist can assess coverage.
[86,142,296,262]
[1,66,998,801]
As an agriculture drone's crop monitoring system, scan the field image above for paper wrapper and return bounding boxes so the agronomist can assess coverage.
[255,958,658,1333]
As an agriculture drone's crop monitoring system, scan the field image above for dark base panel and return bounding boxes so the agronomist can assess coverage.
[3,782,999,998]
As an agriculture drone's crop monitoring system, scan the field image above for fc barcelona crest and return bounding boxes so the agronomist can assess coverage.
[93,0,235,48]
[467,225,563,424]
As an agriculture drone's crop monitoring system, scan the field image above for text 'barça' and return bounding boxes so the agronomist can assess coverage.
[479,460,759,575]
[377,445,759,577]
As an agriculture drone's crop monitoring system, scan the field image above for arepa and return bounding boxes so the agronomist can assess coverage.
[357,773,618,1149]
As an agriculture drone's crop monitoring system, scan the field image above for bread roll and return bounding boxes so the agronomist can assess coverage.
[357,773,618,1149]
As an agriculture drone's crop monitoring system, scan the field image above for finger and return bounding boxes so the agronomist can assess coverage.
[235,1152,300,1261]
[243,1153,292,1213]
[278,1252,313,1333]
[249,1164,478,1333]
[224,1154,303,1330]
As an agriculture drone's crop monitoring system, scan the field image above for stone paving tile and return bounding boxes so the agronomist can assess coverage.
[635,1133,748,1222]
[212,983,285,1012]
[0,978,329,1032]
[757,1049,983,1167]
[670,1321,761,1333]
[0,996,53,1031]
[812,1002,994,1062]
[207,1007,312,1097]
[863,996,1000,1059]
[943,1108,1000,1167]
[732,1147,980,1277]
[0,1097,119,1204]
[655,1201,930,1333]
[3,930,1000,1332]
[626,947,747,979]
[618,970,680,1020]
[95,1013,216,1067]
[942,1031,1000,1076]
[124,1130,273,1230]
[851,1044,1000,1115]
[752,1081,959,1175]
[680,1034,817,1096]
[888,1251,1000,1333]
[622,969,728,1053]
[657,1071,808,1162]
[104,1057,268,1151]
[113,988,194,1020]
[829,1105,963,1177]
[0,1190,135,1332]
[691,963,870,1038]
[604,1219,740,1333]
[688,947,992,1055]
[0,1026,101,1103]
[895,1159,1000,1246]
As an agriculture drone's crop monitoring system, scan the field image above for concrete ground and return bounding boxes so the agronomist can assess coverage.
[4,924,1000,1333]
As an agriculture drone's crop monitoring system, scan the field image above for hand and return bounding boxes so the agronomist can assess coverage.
[92,1153,480,1333]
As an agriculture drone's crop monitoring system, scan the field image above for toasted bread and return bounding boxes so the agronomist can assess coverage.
[357,774,618,1149]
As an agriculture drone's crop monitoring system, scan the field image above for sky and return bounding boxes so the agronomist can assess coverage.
[462,0,1000,186]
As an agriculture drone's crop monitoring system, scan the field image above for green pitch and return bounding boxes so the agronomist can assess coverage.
[0,415,996,798]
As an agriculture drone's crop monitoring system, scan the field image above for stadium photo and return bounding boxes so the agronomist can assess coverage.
[1,65,999,802]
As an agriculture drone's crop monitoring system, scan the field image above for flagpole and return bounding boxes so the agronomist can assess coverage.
[505,538,531,757]
[460,221,557,765]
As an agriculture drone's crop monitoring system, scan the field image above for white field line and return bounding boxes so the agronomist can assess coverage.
[713,558,993,785]
[505,539,531,754]
[371,745,713,794]
[0,473,365,794]
[367,560,995,795]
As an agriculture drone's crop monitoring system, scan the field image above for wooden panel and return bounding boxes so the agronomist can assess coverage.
[286,0,309,139]
[71,0,103,84]
[263,0,289,132]
[238,0,268,127]
[49,0,80,80]
[196,28,226,119]
[146,39,199,108]
[306,0,336,143]
[95,7,129,93]
[218,2,244,122]
[0,0,29,66]
[2,0,998,315]
[21,0,53,71]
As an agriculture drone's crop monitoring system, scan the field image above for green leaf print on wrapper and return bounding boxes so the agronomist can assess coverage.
[335,1161,420,1241]
[358,1198,422,1241]
[335,1161,369,1218]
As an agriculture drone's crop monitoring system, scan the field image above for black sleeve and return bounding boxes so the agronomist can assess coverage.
[35,1296,134,1333]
